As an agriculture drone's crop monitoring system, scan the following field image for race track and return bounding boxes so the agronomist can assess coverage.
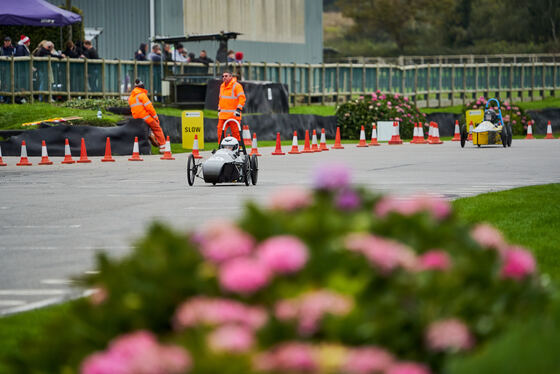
[1,140,559,315]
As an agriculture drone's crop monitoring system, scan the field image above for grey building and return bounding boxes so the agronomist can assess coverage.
[48,0,323,64]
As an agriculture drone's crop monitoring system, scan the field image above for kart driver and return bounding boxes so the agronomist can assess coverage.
[217,70,246,143]
[221,136,239,152]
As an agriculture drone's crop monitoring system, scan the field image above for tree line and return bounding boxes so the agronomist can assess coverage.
[328,0,560,55]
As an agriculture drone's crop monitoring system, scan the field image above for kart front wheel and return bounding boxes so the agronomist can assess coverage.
[460,125,467,148]
[507,124,513,147]
[243,157,250,186]
[250,155,258,185]
[187,154,196,186]
[501,127,508,148]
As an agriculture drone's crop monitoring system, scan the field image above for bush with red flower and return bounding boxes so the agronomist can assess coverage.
[463,96,532,135]
[4,165,552,374]
[336,92,426,140]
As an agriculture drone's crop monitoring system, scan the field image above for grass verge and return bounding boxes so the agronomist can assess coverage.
[452,184,560,279]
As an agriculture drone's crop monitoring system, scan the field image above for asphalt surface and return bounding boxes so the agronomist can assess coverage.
[1,139,559,315]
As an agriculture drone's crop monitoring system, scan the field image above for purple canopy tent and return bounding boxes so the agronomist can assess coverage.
[0,0,81,26]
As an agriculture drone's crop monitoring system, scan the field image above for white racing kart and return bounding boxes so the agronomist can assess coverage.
[186,119,258,186]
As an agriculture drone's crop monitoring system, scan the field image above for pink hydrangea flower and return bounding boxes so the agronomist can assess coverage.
[345,233,417,274]
[253,343,317,372]
[268,186,312,212]
[275,290,353,336]
[256,235,309,275]
[470,223,506,250]
[207,324,255,353]
[375,195,451,221]
[418,250,452,271]
[219,257,271,294]
[335,189,361,210]
[501,246,536,280]
[425,318,474,352]
[314,163,351,190]
[173,297,267,330]
[194,220,255,263]
[387,362,431,374]
[89,287,108,306]
[387,101,392,106]
[80,330,191,374]
[342,347,395,374]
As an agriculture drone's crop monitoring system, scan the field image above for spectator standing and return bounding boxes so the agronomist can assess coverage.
[63,40,82,58]
[1,36,14,56]
[14,35,30,56]
[162,44,173,62]
[82,40,100,92]
[173,43,187,62]
[148,44,162,62]
[135,43,148,61]
[197,50,213,65]
[226,50,235,63]
[187,52,196,63]
[0,36,14,103]
[82,40,99,59]
[234,51,244,64]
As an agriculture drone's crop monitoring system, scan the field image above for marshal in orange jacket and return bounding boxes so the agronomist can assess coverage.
[128,86,165,147]
[218,77,246,120]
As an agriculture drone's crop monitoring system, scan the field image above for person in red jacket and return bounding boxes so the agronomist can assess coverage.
[217,71,246,143]
[128,79,166,153]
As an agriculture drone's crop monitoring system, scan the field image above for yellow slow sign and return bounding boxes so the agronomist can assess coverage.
[181,110,204,149]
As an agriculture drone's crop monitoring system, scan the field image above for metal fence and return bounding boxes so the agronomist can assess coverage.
[1,55,558,107]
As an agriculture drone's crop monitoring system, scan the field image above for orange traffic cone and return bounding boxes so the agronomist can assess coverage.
[243,125,252,146]
[77,138,92,163]
[545,121,554,139]
[16,140,32,166]
[311,129,321,152]
[101,137,115,162]
[271,132,285,155]
[427,123,434,143]
[61,138,75,164]
[429,122,443,144]
[417,123,428,144]
[0,145,6,166]
[38,140,53,165]
[249,133,262,156]
[369,123,380,146]
[467,121,473,141]
[302,130,313,153]
[191,134,203,159]
[332,127,344,149]
[288,131,301,154]
[128,137,144,161]
[160,136,175,160]
[319,128,329,151]
[410,123,418,144]
[525,120,535,139]
[388,121,403,145]
[356,125,368,147]
[452,120,461,141]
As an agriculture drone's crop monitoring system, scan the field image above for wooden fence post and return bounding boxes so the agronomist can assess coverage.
[29,55,34,103]
[84,59,88,99]
[66,57,71,100]
[10,55,15,103]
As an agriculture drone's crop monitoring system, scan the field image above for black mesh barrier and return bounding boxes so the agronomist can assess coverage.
[527,109,560,134]
[204,79,289,114]
[0,120,151,156]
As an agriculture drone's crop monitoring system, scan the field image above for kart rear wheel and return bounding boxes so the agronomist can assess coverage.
[243,157,250,186]
[501,127,507,148]
[250,155,258,185]
[507,124,513,147]
[187,154,196,186]
[460,125,467,148]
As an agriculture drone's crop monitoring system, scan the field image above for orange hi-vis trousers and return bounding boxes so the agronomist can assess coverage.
[145,117,166,146]
[217,118,241,144]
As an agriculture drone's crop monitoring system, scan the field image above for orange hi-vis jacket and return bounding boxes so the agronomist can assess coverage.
[128,87,157,120]
[218,77,246,120]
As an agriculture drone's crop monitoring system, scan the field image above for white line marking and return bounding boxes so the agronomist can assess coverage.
[0,300,26,306]
[2,225,81,229]
[84,270,99,275]
[0,289,68,296]
[41,279,73,285]
[0,289,96,316]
